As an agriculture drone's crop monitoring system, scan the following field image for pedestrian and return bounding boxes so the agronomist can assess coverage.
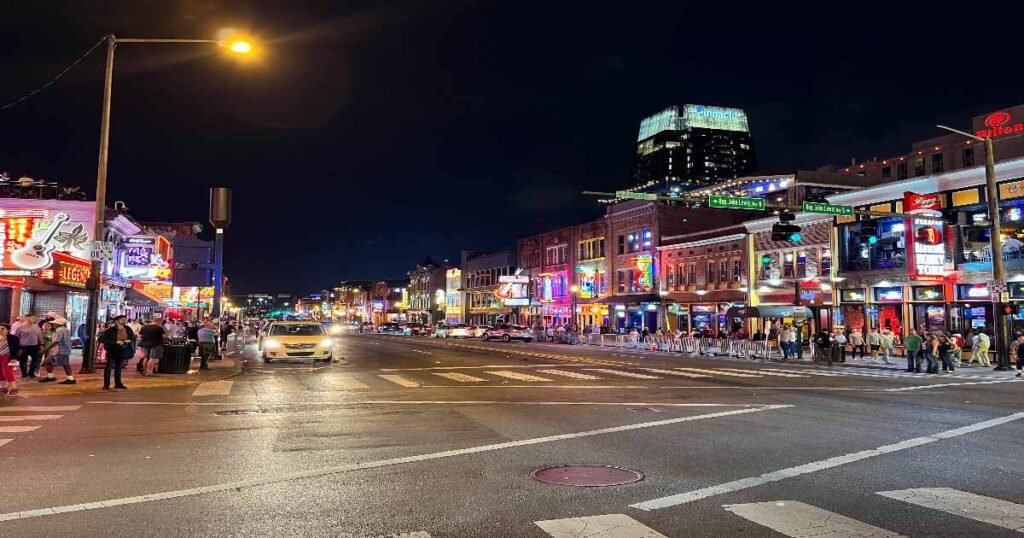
[832,329,847,362]
[924,333,940,374]
[0,324,20,396]
[187,321,200,357]
[865,328,882,363]
[196,321,217,371]
[779,325,792,360]
[98,316,133,390]
[10,316,23,336]
[127,318,142,336]
[138,318,166,376]
[38,317,75,384]
[952,333,964,367]
[219,320,234,353]
[974,330,991,367]
[1015,335,1024,377]
[14,314,42,378]
[813,329,831,366]
[938,335,956,373]
[904,328,923,373]
[880,330,895,365]
[849,328,865,360]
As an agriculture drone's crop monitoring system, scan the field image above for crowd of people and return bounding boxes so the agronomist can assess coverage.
[0,314,240,395]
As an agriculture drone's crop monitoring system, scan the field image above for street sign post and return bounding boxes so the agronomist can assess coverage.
[707,195,765,210]
[802,201,854,216]
[615,191,658,201]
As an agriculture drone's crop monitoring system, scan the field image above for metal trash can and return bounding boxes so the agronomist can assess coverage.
[159,342,193,374]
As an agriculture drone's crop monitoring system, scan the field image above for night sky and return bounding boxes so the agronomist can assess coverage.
[2,1,1023,294]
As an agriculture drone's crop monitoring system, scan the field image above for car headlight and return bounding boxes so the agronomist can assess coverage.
[264,339,282,349]
[319,338,333,348]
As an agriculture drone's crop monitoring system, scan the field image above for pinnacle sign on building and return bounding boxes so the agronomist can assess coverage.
[973,106,1024,140]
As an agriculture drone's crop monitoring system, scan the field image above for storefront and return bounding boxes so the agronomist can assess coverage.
[577,302,609,330]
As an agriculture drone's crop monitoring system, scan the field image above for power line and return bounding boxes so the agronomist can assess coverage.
[0,36,107,111]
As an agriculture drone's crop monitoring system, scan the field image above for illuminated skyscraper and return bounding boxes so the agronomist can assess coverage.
[629,105,758,195]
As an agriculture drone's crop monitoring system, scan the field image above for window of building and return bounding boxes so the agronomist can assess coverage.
[667,265,676,287]
[881,166,891,178]
[617,269,627,293]
[705,262,715,284]
[719,260,727,282]
[676,265,684,288]
[796,251,807,278]
[931,153,944,174]
[578,237,606,261]
[963,147,975,167]
[783,252,795,278]
[617,235,625,255]
[599,272,607,294]
[545,244,567,265]
[687,264,696,285]
[733,259,741,282]
[913,156,925,176]
[821,248,832,276]
[897,162,908,180]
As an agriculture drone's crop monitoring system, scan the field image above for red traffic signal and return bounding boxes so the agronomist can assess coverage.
[999,303,1021,316]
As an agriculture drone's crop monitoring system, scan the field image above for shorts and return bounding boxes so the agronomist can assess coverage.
[870,344,881,352]
[141,345,164,359]
[53,353,70,367]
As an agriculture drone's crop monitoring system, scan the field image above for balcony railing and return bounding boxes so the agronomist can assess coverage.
[961,247,1024,263]
[0,179,88,200]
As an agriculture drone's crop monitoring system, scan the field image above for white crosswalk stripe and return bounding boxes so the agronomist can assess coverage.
[724,500,906,537]
[434,372,487,383]
[676,368,760,378]
[535,513,668,537]
[192,380,234,396]
[0,439,11,448]
[586,369,661,379]
[325,376,370,390]
[379,374,421,387]
[536,369,602,380]
[486,371,552,382]
[0,426,41,433]
[718,368,806,378]
[383,533,431,538]
[640,368,711,378]
[0,406,79,412]
[0,415,63,422]
[878,487,1024,532]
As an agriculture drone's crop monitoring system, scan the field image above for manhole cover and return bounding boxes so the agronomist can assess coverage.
[531,465,644,487]
[214,409,262,416]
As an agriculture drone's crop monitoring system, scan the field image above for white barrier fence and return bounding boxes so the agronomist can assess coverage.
[582,333,782,360]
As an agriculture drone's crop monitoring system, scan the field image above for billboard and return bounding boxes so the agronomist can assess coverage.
[0,199,95,274]
[495,269,529,306]
[682,104,749,133]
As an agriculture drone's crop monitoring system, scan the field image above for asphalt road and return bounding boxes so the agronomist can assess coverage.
[1,333,1022,537]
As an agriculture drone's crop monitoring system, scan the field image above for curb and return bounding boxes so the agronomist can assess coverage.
[11,357,243,397]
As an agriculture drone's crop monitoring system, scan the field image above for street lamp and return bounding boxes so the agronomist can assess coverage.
[81,32,256,373]
[569,285,580,336]
[936,124,1010,371]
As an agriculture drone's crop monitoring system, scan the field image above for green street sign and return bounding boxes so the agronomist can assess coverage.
[616,191,658,201]
[708,195,765,210]
[802,201,853,216]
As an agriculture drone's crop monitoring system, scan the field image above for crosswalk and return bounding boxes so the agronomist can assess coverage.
[381,487,1024,537]
[0,405,80,450]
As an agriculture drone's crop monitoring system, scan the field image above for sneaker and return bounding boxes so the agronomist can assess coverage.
[58,379,76,385]
[114,385,128,390]
[1016,373,1022,377]
[38,377,56,383]
[102,386,110,390]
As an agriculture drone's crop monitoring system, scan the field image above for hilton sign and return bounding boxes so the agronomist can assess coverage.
[973,106,1024,140]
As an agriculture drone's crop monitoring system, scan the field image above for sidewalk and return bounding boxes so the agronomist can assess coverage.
[8,348,243,397]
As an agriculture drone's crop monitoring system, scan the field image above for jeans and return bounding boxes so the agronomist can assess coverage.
[199,342,216,369]
[103,345,128,388]
[940,353,955,372]
[921,351,937,373]
[18,344,41,377]
[851,344,865,359]
[905,349,919,372]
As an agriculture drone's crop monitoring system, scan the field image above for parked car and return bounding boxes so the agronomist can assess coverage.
[468,325,493,338]
[436,324,471,338]
[402,322,427,336]
[378,322,402,334]
[482,324,534,342]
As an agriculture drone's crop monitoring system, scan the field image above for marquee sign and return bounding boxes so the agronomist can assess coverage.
[904,191,948,281]
[0,200,95,274]
[973,105,1024,140]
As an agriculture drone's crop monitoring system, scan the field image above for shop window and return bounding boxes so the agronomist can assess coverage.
[617,270,627,293]
[617,235,625,255]
[962,147,974,167]
[841,218,906,272]
[705,262,715,284]
[783,252,795,278]
[719,260,727,282]
[912,286,944,301]
[957,283,989,300]
[873,287,904,302]
[796,252,807,278]
[913,156,925,176]
[840,289,866,302]
[820,248,832,276]
[667,265,676,287]
[931,153,944,174]
[897,162,908,180]
[881,166,891,178]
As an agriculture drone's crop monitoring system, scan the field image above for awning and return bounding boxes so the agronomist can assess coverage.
[594,293,663,305]
[725,305,806,319]
[126,288,163,307]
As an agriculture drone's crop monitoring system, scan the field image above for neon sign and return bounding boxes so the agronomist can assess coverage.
[633,255,654,292]
[0,200,95,273]
[904,191,947,281]
[975,111,1024,139]
[576,265,596,299]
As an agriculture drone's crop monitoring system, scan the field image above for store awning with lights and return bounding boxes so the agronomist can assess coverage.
[725,305,805,319]
[594,294,663,305]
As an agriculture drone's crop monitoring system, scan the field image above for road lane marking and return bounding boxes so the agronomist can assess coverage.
[433,372,487,383]
[0,415,63,422]
[89,401,768,407]
[536,369,602,380]
[535,513,668,537]
[585,369,660,379]
[631,411,1024,511]
[0,426,41,433]
[676,368,760,378]
[325,376,370,390]
[383,533,431,538]
[0,405,790,523]
[191,381,234,397]
[0,440,11,448]
[882,379,1021,392]
[718,368,807,378]
[640,368,711,379]
[0,406,80,412]
[378,374,421,388]
[723,500,906,537]
[486,371,552,382]
[877,488,1024,531]
[381,364,596,371]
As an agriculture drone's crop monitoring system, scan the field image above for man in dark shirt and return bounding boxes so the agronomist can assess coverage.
[138,319,166,376]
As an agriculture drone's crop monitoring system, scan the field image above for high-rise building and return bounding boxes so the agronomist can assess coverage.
[628,105,758,195]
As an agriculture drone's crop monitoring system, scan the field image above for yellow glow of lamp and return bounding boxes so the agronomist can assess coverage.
[227,40,253,54]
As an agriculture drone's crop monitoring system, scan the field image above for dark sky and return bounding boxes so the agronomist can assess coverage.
[2,1,1023,294]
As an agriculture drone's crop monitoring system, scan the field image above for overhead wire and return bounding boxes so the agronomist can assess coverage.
[0,36,108,111]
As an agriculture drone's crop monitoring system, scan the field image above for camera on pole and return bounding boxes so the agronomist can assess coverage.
[771,211,802,242]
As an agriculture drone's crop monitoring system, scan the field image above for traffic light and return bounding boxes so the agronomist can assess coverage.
[1000,303,1021,316]
[860,220,878,245]
[771,212,802,242]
